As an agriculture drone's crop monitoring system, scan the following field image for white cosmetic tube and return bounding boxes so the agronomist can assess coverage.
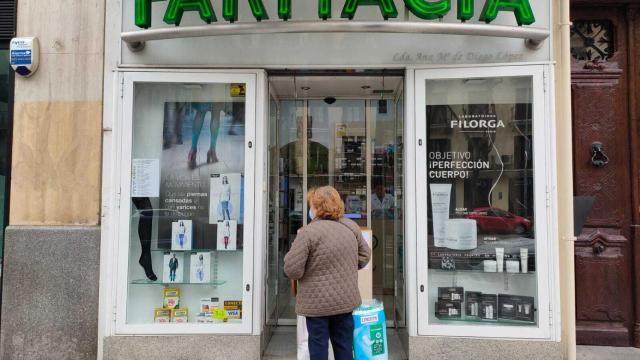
[496,248,504,273]
[520,248,528,273]
[430,184,451,247]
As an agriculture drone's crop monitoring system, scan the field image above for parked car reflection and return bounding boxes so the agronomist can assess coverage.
[465,207,533,234]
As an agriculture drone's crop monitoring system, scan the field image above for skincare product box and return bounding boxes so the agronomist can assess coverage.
[483,260,497,272]
[196,313,213,323]
[200,297,220,314]
[498,294,535,322]
[163,288,180,309]
[465,291,483,319]
[171,308,188,323]
[506,260,520,273]
[153,308,171,323]
[480,294,498,321]
[444,218,477,250]
[435,301,462,319]
[438,287,464,302]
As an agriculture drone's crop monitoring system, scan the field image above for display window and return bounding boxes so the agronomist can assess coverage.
[115,72,256,334]
[415,65,555,339]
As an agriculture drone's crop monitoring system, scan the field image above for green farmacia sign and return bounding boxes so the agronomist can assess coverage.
[135,0,535,29]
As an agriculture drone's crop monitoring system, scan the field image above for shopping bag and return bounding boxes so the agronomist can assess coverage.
[352,300,388,360]
[297,315,311,360]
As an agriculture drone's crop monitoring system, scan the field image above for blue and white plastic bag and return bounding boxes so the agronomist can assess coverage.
[353,300,388,360]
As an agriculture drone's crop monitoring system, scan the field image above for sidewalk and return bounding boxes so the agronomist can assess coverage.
[577,345,640,360]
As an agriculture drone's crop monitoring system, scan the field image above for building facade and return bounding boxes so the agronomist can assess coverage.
[569,0,640,348]
[1,0,581,359]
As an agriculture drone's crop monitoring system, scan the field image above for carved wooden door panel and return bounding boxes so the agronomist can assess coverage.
[571,4,636,347]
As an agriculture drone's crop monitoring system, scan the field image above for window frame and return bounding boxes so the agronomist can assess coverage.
[114,71,258,335]
[414,65,557,340]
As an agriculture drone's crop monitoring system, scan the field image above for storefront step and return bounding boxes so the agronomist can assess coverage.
[263,326,407,360]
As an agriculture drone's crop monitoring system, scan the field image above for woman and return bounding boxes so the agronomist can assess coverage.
[223,221,231,249]
[284,186,371,360]
[219,176,232,220]
[195,254,205,282]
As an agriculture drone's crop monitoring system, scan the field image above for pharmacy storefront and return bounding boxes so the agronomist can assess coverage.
[100,1,562,358]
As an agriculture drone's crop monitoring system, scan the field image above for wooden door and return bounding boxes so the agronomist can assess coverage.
[570,2,640,347]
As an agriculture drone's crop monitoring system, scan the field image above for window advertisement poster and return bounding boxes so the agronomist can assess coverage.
[209,173,242,224]
[126,80,248,326]
[157,101,245,250]
[425,77,537,326]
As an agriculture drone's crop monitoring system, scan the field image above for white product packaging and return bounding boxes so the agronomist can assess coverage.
[506,260,520,273]
[444,218,477,250]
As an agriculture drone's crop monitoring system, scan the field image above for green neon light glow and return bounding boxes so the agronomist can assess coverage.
[279,0,292,20]
[222,0,238,22]
[341,0,399,20]
[135,0,538,28]
[164,0,216,25]
[318,0,331,19]
[222,0,269,22]
[403,0,450,20]
[135,0,152,28]
[479,0,535,26]
[457,0,473,21]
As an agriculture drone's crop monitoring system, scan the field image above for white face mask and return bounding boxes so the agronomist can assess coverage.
[308,208,316,220]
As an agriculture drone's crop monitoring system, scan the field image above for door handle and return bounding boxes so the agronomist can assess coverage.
[593,243,606,255]
[591,142,609,167]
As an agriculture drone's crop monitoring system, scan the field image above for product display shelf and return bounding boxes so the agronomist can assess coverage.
[433,317,537,326]
[150,248,242,253]
[430,269,536,276]
[130,279,227,286]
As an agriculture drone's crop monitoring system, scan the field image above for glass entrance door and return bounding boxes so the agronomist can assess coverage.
[267,73,404,326]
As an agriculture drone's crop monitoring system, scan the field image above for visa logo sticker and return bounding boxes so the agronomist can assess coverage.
[360,314,379,325]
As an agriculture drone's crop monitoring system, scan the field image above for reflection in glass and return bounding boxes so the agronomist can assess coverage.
[425,77,537,326]
[308,100,367,227]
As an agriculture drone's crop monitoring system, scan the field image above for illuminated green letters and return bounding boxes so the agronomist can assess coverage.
[318,0,331,19]
[457,0,473,21]
[135,0,152,28]
[134,0,538,29]
[341,0,399,20]
[403,0,450,20]
[164,0,216,25]
[222,0,269,22]
[479,0,535,26]
[278,0,292,20]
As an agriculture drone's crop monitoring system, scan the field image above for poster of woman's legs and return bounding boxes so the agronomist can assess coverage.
[158,100,245,250]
